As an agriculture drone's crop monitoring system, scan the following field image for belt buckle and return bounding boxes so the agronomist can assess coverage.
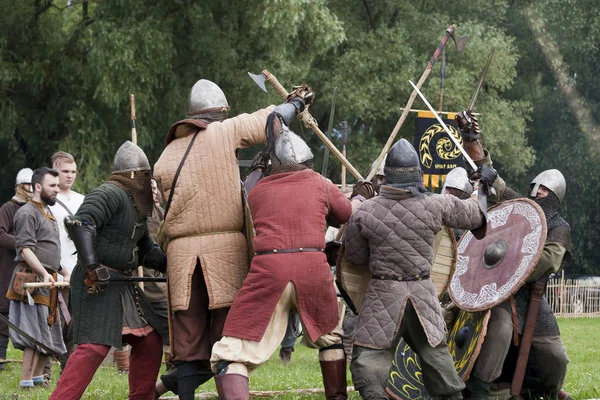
[95,266,111,282]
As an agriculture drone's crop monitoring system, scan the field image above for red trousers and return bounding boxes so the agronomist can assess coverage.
[50,330,163,400]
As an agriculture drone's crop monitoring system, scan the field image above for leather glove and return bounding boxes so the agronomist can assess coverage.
[470,165,497,195]
[351,180,375,200]
[292,84,314,105]
[455,111,481,142]
[250,151,270,173]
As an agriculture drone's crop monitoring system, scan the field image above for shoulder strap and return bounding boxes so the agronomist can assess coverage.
[163,131,199,219]
[54,198,74,217]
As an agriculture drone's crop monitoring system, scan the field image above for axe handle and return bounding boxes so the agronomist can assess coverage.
[262,70,289,100]
[262,70,364,180]
[302,113,363,180]
[23,282,70,288]
[130,94,137,145]
[366,24,457,182]
[511,276,547,395]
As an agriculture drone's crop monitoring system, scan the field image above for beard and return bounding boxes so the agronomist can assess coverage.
[41,191,57,206]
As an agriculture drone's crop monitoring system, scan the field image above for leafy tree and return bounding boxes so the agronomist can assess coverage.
[1,0,597,273]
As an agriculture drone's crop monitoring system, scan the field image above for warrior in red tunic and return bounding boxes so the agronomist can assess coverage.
[210,120,354,400]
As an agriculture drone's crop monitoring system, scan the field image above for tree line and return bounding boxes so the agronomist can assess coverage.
[1,0,598,273]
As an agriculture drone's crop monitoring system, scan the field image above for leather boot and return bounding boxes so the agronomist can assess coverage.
[466,376,490,400]
[215,373,249,400]
[114,347,130,374]
[0,334,8,371]
[319,359,347,400]
[279,346,294,364]
[558,390,573,400]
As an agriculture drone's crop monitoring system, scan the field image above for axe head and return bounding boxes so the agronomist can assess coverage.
[450,32,469,55]
[248,72,268,93]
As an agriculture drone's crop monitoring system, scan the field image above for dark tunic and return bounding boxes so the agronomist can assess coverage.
[0,199,24,313]
[222,169,352,342]
[70,183,167,348]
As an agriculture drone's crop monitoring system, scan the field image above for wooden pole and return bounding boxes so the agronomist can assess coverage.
[130,94,144,291]
[366,25,461,182]
[262,71,363,180]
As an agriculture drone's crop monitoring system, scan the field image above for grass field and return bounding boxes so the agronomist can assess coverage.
[0,318,598,399]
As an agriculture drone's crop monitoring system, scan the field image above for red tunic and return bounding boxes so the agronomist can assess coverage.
[222,169,352,342]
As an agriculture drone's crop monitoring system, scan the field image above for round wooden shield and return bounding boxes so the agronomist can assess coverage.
[386,338,432,400]
[449,199,547,312]
[385,310,490,400]
[448,309,491,381]
[431,226,457,297]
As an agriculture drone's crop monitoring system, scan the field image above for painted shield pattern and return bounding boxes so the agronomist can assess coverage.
[449,199,547,312]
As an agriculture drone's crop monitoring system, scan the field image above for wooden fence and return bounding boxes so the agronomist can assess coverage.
[546,272,600,317]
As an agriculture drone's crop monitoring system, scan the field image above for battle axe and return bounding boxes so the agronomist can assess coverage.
[248,70,363,180]
[366,24,468,182]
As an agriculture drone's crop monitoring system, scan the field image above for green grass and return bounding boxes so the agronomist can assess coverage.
[0,318,598,399]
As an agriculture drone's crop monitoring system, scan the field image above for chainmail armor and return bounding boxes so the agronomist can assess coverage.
[384,166,428,195]
[108,171,154,218]
[270,162,312,175]
[187,106,230,123]
[500,191,571,336]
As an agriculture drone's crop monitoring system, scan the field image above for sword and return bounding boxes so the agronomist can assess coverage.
[408,80,478,172]
[456,48,495,133]
[0,313,59,356]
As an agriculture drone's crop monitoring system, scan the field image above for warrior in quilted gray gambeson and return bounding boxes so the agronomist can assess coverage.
[344,139,486,400]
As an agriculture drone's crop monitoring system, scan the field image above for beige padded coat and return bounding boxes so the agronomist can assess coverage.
[154,105,275,312]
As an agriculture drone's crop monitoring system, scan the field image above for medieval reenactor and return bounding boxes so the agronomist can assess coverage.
[50,142,167,400]
[6,168,69,389]
[456,123,570,400]
[343,138,495,400]
[370,154,387,194]
[0,168,33,373]
[210,119,360,400]
[153,79,310,399]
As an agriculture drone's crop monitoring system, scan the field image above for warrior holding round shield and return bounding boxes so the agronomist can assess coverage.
[449,117,571,400]
[343,138,495,400]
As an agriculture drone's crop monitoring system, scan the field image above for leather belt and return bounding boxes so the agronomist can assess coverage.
[254,247,324,256]
[372,273,430,282]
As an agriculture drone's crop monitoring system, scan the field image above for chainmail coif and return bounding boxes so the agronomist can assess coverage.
[384,166,429,195]
[108,171,154,218]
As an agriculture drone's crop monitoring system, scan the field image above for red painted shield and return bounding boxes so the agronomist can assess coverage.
[449,199,547,312]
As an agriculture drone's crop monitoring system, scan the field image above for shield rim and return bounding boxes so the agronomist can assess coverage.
[449,198,547,312]
[432,226,457,297]
[448,309,491,381]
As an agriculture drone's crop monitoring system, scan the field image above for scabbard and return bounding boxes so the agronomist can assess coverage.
[335,279,358,315]
[511,275,547,395]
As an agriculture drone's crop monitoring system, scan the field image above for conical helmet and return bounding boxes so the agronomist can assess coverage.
[15,168,33,186]
[112,141,150,173]
[188,79,229,118]
[274,125,313,165]
[385,139,419,169]
[384,139,424,187]
[442,167,473,196]
[529,169,566,203]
